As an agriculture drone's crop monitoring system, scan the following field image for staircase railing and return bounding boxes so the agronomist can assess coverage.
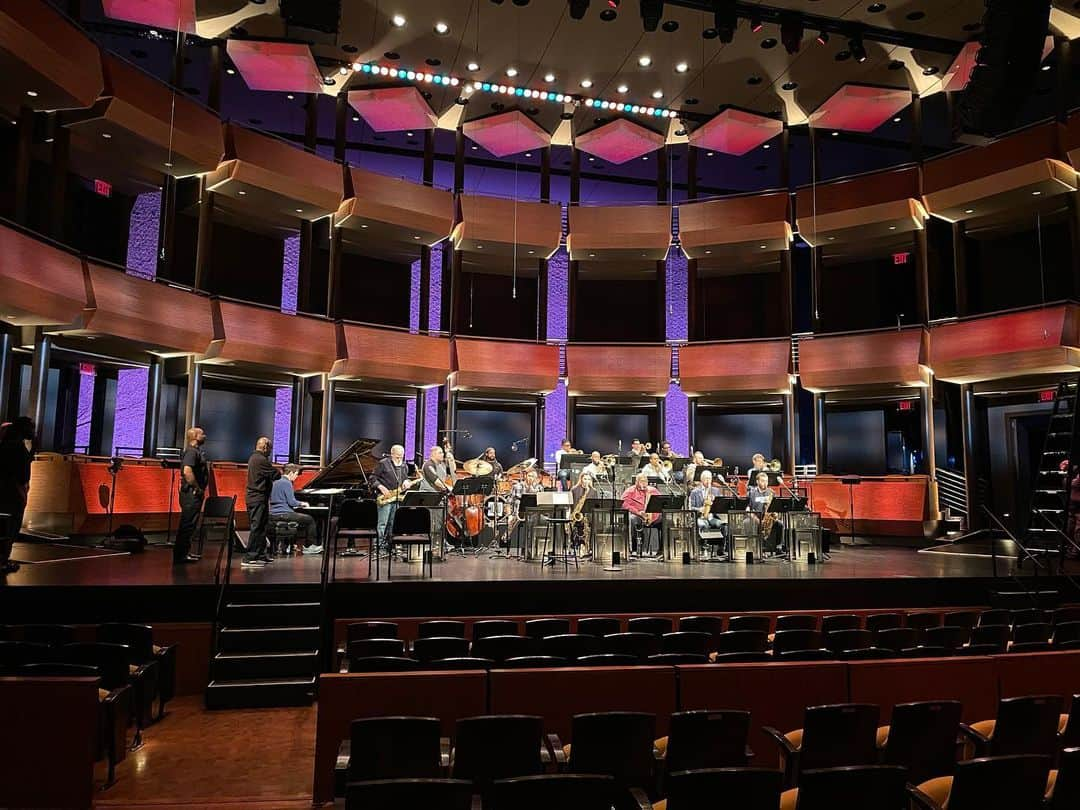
[317,495,341,677]
[210,513,237,666]
[982,505,1043,606]
[935,467,968,519]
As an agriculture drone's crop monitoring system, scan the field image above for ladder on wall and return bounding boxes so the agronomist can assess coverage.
[1025,376,1080,557]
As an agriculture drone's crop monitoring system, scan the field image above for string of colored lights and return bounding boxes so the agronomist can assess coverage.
[354,61,680,119]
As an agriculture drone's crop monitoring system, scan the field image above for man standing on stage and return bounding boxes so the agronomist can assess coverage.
[374,444,418,552]
[622,472,662,557]
[242,437,280,568]
[174,426,208,565]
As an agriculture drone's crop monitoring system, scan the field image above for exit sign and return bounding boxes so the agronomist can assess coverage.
[93,178,111,197]
[898,400,913,411]
[1039,389,1056,402]
[893,251,910,265]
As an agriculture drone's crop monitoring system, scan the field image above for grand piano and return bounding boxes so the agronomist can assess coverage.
[297,438,381,504]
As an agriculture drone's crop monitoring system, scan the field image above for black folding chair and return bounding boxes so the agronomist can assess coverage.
[540,633,603,661]
[412,636,470,664]
[820,614,861,635]
[715,630,768,654]
[661,631,712,656]
[727,615,771,634]
[627,616,674,636]
[385,506,433,579]
[793,765,908,810]
[772,629,824,657]
[473,620,520,640]
[200,495,236,563]
[471,635,536,663]
[451,715,547,801]
[775,614,819,633]
[865,613,903,634]
[659,710,752,775]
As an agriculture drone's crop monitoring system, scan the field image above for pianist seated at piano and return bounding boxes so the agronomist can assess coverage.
[270,464,321,554]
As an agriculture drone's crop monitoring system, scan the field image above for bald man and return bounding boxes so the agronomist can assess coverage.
[243,436,280,567]
[174,426,208,565]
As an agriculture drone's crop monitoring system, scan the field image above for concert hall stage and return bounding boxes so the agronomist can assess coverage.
[1,539,1070,626]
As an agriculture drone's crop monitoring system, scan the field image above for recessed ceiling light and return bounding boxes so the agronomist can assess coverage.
[226,68,236,75]
[528,249,535,254]
[525,152,532,157]
[25,90,38,98]
[467,61,480,71]
[360,223,368,228]
[286,93,294,99]
[544,72,556,83]
[675,62,689,74]
[102,133,112,139]
[642,156,649,161]
[588,156,595,161]
[763,144,771,149]
[706,151,714,157]
[760,244,768,249]
[964,209,974,214]
[831,131,839,136]
[295,208,303,213]
[1032,190,1042,196]
[413,235,421,240]
[888,225,896,230]
[471,145,478,150]
[893,117,901,123]
[580,78,593,88]
[652,89,663,98]
[589,253,596,257]
[238,190,247,196]
[477,244,484,249]
[782,81,798,91]
[638,55,652,67]
[828,236,836,240]
[392,13,407,27]
[352,115,359,121]
[434,21,449,34]
[705,250,712,255]
[1042,64,1052,71]
[506,67,518,77]
[164,161,173,168]
[617,84,629,93]
[407,131,414,137]
[338,65,348,75]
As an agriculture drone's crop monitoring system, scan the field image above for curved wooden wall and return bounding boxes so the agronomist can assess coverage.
[450,337,559,394]
[678,193,790,259]
[453,195,562,261]
[205,300,337,374]
[336,166,454,247]
[0,226,89,327]
[799,328,929,393]
[566,344,670,397]
[679,340,792,396]
[795,166,925,246]
[332,323,450,387]
[567,205,671,261]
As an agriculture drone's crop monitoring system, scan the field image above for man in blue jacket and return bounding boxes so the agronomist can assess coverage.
[270,464,321,554]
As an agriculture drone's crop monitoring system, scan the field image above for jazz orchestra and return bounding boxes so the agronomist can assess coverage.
[374,435,813,565]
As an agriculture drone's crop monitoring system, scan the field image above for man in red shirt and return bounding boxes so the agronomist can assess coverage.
[622,472,662,557]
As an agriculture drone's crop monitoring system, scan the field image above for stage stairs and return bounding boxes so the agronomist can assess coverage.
[1025,376,1079,555]
[205,586,321,710]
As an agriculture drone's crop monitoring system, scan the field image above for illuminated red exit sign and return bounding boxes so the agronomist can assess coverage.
[1039,389,1056,403]
[93,179,112,197]
[898,400,913,411]
[893,252,910,265]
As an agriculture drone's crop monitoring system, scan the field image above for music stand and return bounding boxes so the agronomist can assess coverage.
[702,496,740,563]
[517,493,539,560]
[839,476,861,546]
[694,465,730,483]
[537,491,573,568]
[451,477,494,554]
[587,498,627,571]
[401,490,446,562]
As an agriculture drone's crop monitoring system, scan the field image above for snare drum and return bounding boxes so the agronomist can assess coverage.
[484,494,509,520]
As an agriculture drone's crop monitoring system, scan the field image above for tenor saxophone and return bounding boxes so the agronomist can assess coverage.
[570,485,592,552]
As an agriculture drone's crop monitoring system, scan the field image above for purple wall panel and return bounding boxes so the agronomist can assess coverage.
[423,387,439,456]
[404,397,417,457]
[665,381,689,455]
[546,246,568,342]
[75,368,95,452]
[125,190,160,278]
[273,387,292,463]
[428,242,444,332]
[281,234,299,315]
[543,379,567,471]
[409,257,421,334]
[112,367,147,456]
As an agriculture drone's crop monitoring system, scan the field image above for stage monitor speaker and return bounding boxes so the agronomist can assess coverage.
[104,524,147,553]
[956,0,1051,138]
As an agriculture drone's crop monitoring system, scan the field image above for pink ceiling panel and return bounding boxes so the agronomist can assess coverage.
[463,110,550,157]
[809,84,912,134]
[102,0,196,33]
[575,118,665,165]
[689,108,783,156]
[348,86,437,132]
[942,41,980,93]
[225,40,324,94]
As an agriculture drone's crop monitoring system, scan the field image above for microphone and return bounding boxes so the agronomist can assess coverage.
[510,436,529,451]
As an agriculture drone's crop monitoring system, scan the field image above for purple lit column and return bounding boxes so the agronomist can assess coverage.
[664,207,690,453]
[112,367,147,455]
[273,387,292,463]
[75,365,95,453]
[126,191,161,279]
[423,242,445,454]
[409,257,421,334]
[543,238,569,468]
[281,234,300,315]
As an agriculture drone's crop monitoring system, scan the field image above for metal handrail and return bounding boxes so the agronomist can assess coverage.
[981,505,1044,607]
[211,506,237,660]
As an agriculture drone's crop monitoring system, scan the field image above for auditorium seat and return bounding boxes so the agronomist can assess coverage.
[715,630,768,654]
[923,625,968,652]
[660,631,711,656]
[771,629,823,657]
[837,647,894,661]
[96,623,177,721]
[342,716,444,787]
[63,641,156,745]
[763,703,879,788]
[775,615,819,633]
[1046,746,1080,810]
[779,764,908,810]
[1052,607,1080,627]
[824,629,872,654]
[577,654,639,667]
[1052,621,1080,648]
[345,778,472,810]
[774,648,833,662]
[346,621,399,641]
[1059,695,1080,749]
[627,617,674,636]
[603,632,661,661]
[647,653,708,665]
[1012,608,1051,628]
[577,617,621,637]
[864,613,903,634]
[677,616,725,646]
[956,643,1004,656]
[961,695,1064,759]
[552,712,656,795]
[412,636,470,663]
[978,609,1012,627]
[820,614,861,635]
[970,624,1010,652]
[540,633,603,661]
[418,620,466,639]
[0,640,54,669]
[661,767,782,810]
[425,657,493,671]
[524,618,571,639]
[943,611,980,638]
[905,612,942,641]
[346,638,406,670]
[728,615,771,635]
[654,710,752,775]
[473,620,520,640]
[500,655,567,669]
[490,774,622,810]
[1012,622,1053,645]
[877,700,962,785]
[19,624,76,646]
[874,627,917,654]
[909,755,1052,810]
[472,635,536,663]
[450,715,547,801]
[346,656,420,673]
[711,651,771,663]
[1010,641,1055,653]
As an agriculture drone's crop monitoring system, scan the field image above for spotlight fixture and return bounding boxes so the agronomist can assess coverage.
[580,78,593,88]
[544,72,556,82]
[816,31,829,45]
[506,67,518,77]
[467,61,480,71]
[675,62,688,73]
[780,14,804,54]
[226,68,236,75]
[26,90,38,97]
[640,0,664,33]
[617,84,629,93]
[568,0,590,20]
[434,21,449,34]
[652,89,663,98]
[849,36,867,63]
[392,13,406,27]
[714,0,737,43]
[338,65,348,75]
[638,54,652,68]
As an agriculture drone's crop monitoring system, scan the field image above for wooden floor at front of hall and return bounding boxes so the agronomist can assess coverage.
[93,696,315,809]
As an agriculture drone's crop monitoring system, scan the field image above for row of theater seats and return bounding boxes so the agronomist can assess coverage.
[337,608,1080,672]
[0,623,177,787]
[333,694,1080,809]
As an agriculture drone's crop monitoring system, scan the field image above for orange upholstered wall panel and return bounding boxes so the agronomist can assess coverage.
[798,328,928,392]
[923,122,1063,194]
[929,305,1080,383]
[805,475,929,536]
[210,301,337,374]
[0,224,89,326]
[334,324,450,386]
[85,263,213,354]
[451,337,559,393]
[565,344,670,396]
[679,340,791,394]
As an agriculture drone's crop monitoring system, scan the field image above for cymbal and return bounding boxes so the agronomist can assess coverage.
[505,458,537,476]
[463,458,494,476]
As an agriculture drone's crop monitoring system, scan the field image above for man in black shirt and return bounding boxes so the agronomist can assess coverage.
[175,426,209,565]
[0,417,34,575]
[481,447,504,477]
[243,436,280,567]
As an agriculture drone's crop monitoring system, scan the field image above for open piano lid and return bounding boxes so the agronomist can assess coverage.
[299,438,380,494]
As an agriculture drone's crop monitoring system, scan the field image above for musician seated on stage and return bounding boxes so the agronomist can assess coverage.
[571,471,597,503]
[622,472,662,557]
[640,452,671,483]
[746,470,784,554]
[629,438,646,458]
[269,464,321,554]
[659,440,675,459]
[750,453,783,483]
[480,446,503,477]
[555,438,573,489]
[509,468,545,542]
[581,451,607,480]
[690,469,727,530]
[374,444,419,553]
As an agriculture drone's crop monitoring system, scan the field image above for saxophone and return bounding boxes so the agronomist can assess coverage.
[700,487,715,519]
[570,484,592,554]
[760,494,778,537]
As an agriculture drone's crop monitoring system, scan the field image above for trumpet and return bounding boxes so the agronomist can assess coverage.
[768,458,782,472]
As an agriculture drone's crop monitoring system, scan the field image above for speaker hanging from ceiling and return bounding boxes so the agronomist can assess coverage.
[956,0,1051,138]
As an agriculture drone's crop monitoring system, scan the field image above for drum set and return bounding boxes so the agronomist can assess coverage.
[444,456,550,545]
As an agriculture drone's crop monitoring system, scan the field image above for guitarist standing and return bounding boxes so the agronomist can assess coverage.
[374,444,418,553]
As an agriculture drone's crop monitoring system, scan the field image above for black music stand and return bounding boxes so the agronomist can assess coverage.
[517,493,539,560]
[398,490,445,571]
[538,491,574,569]
[693,465,731,483]
[840,476,861,546]
[451,477,494,554]
[701,495,740,563]
[641,494,682,561]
